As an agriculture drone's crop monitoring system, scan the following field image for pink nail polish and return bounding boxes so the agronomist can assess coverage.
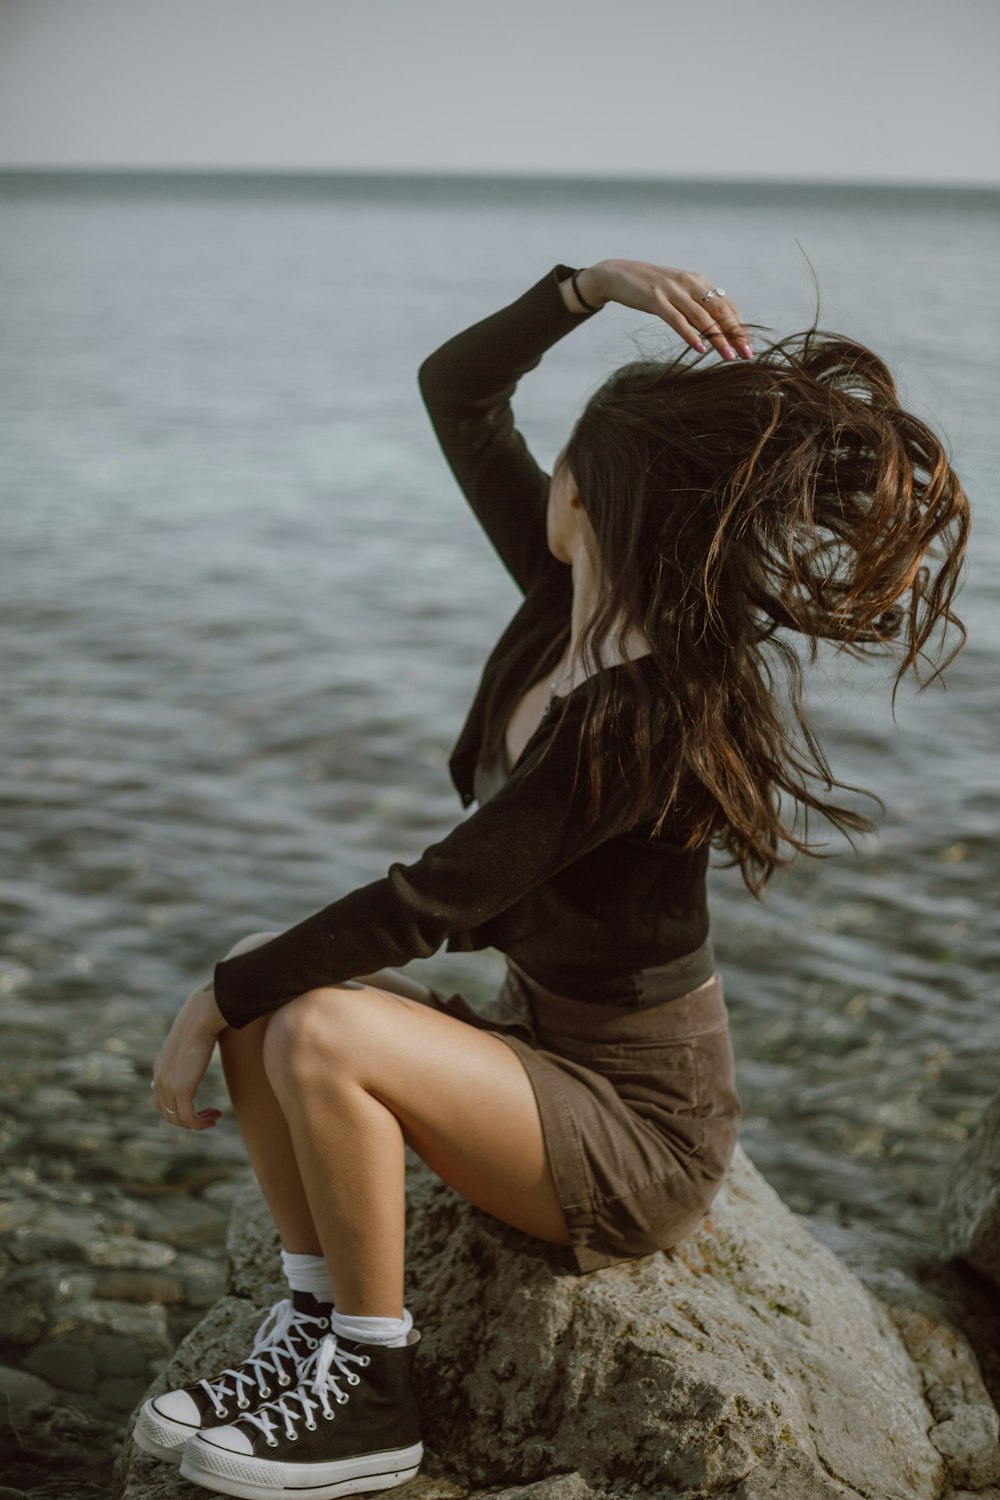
[695,340,708,353]
[723,346,735,361]
[742,343,754,359]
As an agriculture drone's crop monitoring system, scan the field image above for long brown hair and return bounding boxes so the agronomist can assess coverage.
[482,327,970,895]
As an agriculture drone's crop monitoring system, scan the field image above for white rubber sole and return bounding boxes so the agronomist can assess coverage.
[179,1436,424,1499]
[132,1398,201,1465]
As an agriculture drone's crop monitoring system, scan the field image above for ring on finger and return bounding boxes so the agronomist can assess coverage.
[149,1080,179,1116]
[700,286,726,303]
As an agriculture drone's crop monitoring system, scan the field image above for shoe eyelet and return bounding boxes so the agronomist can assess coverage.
[259,1385,271,1398]
[288,1430,299,1442]
[361,1356,371,1367]
[323,1409,336,1420]
[237,1399,249,1410]
[278,1372,291,1386]
[304,1420,317,1431]
[306,1337,318,1349]
[347,1373,360,1385]
[213,1407,226,1421]
[336,1393,349,1405]
[266,1438,279,1448]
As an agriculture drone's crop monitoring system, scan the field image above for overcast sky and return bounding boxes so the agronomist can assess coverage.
[0,0,997,186]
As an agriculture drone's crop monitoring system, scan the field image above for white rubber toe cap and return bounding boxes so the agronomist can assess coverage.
[151,1389,201,1426]
[198,1424,255,1454]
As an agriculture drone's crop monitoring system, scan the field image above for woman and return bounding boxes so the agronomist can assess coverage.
[133,259,969,1499]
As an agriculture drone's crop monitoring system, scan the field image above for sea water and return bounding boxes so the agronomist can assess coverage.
[1,170,997,1237]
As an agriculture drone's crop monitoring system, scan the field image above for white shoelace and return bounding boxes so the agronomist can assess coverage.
[240,1334,371,1446]
[198,1298,328,1419]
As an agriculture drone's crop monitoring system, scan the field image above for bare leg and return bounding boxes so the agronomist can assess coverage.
[262,1044,408,1318]
[215,933,322,1253]
[215,933,535,1277]
[260,982,571,1320]
[219,1010,324,1254]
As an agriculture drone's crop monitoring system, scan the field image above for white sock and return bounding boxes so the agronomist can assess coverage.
[280,1247,335,1306]
[330,1306,414,1348]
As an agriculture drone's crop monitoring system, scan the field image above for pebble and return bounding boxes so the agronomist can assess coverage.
[84,1233,178,1269]
[93,1335,149,1378]
[91,1269,188,1304]
[102,1191,232,1248]
[22,1341,98,1393]
[96,1374,152,1414]
[0,1364,55,1412]
[0,993,248,1498]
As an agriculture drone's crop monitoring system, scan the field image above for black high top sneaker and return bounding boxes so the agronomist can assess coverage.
[133,1290,333,1465]
[178,1327,423,1500]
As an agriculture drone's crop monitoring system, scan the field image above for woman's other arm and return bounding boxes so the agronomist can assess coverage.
[211,695,650,1030]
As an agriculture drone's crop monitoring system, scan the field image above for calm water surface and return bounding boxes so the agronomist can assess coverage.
[1,172,998,1238]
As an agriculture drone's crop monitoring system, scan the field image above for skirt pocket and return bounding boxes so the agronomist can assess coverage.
[539,1031,700,1104]
[536,1029,706,1161]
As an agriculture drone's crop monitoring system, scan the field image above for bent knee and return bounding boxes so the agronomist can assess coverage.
[221,930,284,963]
[261,984,366,1078]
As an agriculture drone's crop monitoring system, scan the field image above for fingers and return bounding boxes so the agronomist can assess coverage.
[175,1096,203,1131]
[151,1079,183,1126]
[151,1078,220,1131]
[703,308,752,362]
[651,272,753,361]
[684,289,752,361]
[150,1078,170,1122]
[650,294,692,351]
[695,273,753,359]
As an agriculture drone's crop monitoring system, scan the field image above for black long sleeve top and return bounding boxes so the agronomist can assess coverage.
[212,264,711,1029]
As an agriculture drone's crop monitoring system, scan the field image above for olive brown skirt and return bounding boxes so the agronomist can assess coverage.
[424,952,743,1274]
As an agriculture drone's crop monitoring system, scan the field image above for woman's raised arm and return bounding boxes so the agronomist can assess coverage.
[418,263,601,596]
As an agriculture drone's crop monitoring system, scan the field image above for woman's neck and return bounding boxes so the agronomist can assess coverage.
[553,554,652,694]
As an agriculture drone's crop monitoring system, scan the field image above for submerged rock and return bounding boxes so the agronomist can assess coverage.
[0,1363,55,1413]
[941,1095,1000,1290]
[114,1145,1000,1500]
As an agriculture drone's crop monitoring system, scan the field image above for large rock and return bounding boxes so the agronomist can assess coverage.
[114,1145,1000,1500]
[805,1214,1000,1492]
[941,1095,1000,1289]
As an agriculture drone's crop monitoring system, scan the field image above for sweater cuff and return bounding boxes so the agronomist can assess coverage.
[552,263,602,318]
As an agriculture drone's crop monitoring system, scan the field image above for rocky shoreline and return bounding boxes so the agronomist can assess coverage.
[113,1149,1000,1500]
[0,992,246,1497]
[4,986,1000,1499]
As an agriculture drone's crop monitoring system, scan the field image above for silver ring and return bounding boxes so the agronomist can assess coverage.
[700,286,726,303]
[150,1080,177,1116]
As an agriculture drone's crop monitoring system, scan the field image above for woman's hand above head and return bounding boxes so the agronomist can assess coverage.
[149,979,229,1132]
[567,260,753,362]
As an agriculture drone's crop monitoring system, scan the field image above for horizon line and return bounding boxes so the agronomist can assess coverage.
[0,164,997,193]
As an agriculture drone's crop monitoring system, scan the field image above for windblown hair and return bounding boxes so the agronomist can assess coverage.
[483,327,970,894]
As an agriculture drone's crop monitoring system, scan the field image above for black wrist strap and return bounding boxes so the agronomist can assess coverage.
[571,268,600,314]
